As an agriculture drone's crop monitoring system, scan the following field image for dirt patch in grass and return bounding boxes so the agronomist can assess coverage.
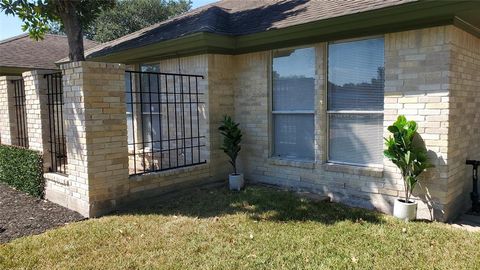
[0,182,84,243]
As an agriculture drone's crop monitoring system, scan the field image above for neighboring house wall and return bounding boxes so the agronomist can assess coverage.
[447,27,480,218]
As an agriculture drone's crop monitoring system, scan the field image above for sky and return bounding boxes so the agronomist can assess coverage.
[0,0,217,40]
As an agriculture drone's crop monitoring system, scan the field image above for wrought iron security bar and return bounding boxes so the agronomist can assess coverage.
[11,78,28,148]
[45,72,67,174]
[125,70,206,175]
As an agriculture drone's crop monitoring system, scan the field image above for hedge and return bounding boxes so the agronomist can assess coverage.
[0,144,44,197]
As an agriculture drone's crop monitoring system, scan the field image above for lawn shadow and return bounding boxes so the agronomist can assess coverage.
[113,185,384,225]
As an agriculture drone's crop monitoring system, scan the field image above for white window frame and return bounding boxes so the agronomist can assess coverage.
[326,36,385,168]
[270,46,316,161]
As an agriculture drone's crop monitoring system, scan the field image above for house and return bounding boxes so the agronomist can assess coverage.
[1,0,479,221]
[0,33,97,75]
[0,33,97,147]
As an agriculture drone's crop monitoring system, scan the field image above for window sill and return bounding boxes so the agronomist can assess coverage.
[268,157,315,169]
[323,163,383,178]
[44,172,69,186]
[129,163,208,182]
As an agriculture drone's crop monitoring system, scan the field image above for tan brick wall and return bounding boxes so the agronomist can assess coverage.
[48,58,233,216]
[446,26,480,218]
[125,54,232,199]
[58,61,130,217]
[23,70,56,170]
[0,76,22,146]
[384,26,453,220]
[232,26,465,221]
[38,26,478,221]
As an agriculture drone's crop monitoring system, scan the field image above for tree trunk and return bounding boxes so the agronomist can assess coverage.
[57,0,85,61]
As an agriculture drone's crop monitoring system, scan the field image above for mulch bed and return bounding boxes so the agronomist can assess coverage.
[0,182,84,243]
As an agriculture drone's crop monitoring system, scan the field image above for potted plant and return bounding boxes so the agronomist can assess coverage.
[384,115,433,221]
[219,115,244,191]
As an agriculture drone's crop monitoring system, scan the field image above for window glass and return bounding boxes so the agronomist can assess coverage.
[272,47,315,160]
[328,38,384,111]
[274,114,314,160]
[327,38,384,166]
[328,114,383,165]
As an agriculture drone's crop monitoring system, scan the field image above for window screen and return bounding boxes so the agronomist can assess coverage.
[327,38,384,166]
[272,47,315,160]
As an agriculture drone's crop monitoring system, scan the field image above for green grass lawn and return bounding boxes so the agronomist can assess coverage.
[1,186,480,269]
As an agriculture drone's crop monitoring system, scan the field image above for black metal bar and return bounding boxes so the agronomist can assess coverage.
[173,75,179,167]
[195,77,201,163]
[180,75,186,166]
[165,74,171,169]
[126,70,204,78]
[156,73,163,171]
[58,74,66,173]
[124,70,205,176]
[127,136,205,145]
[188,77,194,165]
[11,79,28,148]
[139,72,146,174]
[129,72,136,174]
[44,73,67,174]
[55,74,61,172]
[148,74,154,171]
[46,75,55,171]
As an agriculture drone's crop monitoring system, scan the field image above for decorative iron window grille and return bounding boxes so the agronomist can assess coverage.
[11,78,29,148]
[125,70,206,175]
[45,73,67,174]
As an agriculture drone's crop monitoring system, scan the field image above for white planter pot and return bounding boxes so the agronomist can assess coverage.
[393,198,418,221]
[229,173,244,191]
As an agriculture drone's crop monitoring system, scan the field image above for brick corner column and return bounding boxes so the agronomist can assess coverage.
[22,69,57,170]
[0,75,22,145]
[61,61,129,217]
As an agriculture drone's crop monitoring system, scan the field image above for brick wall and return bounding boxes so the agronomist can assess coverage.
[446,26,480,217]
[0,76,21,145]
[124,55,232,201]
[23,70,56,170]
[53,61,130,216]
[231,25,476,221]
[35,25,479,220]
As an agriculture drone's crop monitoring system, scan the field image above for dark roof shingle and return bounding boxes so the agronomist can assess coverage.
[86,0,415,59]
[0,33,97,70]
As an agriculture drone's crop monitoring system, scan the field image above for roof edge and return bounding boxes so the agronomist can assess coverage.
[0,33,29,45]
[83,0,479,64]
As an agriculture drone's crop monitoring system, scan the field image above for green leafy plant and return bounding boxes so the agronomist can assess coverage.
[384,115,433,203]
[219,115,242,175]
[0,144,44,197]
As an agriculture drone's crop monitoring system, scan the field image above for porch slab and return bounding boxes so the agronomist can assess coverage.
[451,213,480,232]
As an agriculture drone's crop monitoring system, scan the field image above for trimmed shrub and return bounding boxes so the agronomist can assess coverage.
[0,144,44,197]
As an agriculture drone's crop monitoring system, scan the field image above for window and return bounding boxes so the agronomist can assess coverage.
[125,64,161,150]
[140,64,161,150]
[272,47,315,160]
[327,37,384,166]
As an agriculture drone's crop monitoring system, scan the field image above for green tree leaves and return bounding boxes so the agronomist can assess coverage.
[84,0,191,42]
